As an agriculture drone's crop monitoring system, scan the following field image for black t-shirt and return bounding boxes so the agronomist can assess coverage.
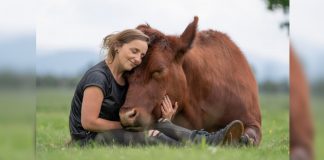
[69,60,128,141]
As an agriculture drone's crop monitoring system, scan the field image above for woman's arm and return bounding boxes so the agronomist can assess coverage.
[81,86,122,132]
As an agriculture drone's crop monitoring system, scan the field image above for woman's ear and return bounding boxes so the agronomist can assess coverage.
[114,42,123,53]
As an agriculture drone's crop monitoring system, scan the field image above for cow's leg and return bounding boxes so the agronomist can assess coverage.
[241,125,261,145]
[290,146,313,160]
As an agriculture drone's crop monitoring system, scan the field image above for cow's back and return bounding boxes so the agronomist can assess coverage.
[181,30,261,135]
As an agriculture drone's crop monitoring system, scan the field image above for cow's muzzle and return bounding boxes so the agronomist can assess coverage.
[119,108,140,129]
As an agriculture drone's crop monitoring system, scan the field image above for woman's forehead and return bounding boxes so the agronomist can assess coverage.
[126,40,148,51]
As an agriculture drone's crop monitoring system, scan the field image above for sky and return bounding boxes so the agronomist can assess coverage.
[36,0,289,58]
[291,0,324,81]
[291,0,324,47]
[1,0,298,81]
[0,0,35,35]
[0,0,36,72]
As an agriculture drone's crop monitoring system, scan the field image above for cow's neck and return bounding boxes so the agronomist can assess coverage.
[176,52,212,129]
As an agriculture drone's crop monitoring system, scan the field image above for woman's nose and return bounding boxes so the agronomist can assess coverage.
[134,55,142,65]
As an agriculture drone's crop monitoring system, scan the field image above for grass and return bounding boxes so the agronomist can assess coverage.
[311,96,324,159]
[0,89,34,160]
[36,88,289,160]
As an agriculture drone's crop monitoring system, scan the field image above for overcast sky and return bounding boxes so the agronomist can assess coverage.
[0,0,298,81]
[290,0,324,81]
[291,0,324,47]
[0,0,290,61]
[35,0,289,63]
[0,0,293,80]
[1,0,323,81]
[2,0,323,62]
[0,0,35,35]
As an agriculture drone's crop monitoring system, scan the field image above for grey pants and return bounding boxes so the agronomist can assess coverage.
[85,120,239,147]
[94,129,180,146]
[93,120,201,146]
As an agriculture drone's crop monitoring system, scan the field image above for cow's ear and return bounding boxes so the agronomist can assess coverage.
[176,16,198,61]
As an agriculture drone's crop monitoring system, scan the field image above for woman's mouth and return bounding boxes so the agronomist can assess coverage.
[129,60,137,67]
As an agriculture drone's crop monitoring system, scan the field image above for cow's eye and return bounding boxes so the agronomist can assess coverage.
[152,71,162,79]
[152,68,165,79]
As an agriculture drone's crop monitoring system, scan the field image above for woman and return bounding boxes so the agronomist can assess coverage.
[69,29,244,146]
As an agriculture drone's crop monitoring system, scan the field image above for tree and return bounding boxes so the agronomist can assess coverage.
[264,0,289,31]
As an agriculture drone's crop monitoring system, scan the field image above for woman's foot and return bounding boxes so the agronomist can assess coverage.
[191,120,244,146]
[156,118,244,146]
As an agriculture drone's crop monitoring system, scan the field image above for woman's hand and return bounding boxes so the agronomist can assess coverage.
[161,95,178,121]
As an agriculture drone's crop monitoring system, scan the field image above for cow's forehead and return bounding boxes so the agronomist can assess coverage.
[139,40,172,65]
[139,51,169,71]
[128,47,172,82]
[137,25,172,48]
[129,27,175,77]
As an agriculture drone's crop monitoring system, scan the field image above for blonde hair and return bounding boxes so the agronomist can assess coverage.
[102,29,149,63]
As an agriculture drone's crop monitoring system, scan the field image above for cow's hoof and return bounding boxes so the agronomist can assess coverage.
[239,134,255,146]
[291,146,312,160]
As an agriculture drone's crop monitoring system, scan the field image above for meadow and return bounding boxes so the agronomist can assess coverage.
[0,89,34,160]
[311,95,324,159]
[36,88,291,160]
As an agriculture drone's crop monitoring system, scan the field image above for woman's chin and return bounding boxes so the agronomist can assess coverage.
[125,66,134,71]
[122,64,133,71]
[127,64,137,71]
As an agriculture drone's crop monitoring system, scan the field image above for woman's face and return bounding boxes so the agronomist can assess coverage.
[116,39,148,71]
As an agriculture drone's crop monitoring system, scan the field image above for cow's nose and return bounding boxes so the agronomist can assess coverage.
[125,108,137,119]
[120,108,138,126]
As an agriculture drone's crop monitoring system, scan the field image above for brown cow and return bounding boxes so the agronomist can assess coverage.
[119,17,262,145]
[290,47,314,160]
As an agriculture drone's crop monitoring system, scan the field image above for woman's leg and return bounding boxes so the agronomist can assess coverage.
[94,129,179,146]
[154,119,244,146]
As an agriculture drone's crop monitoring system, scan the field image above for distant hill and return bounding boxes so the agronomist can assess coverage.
[1,35,291,82]
[292,39,324,82]
[244,52,289,83]
[36,48,289,82]
[37,49,102,77]
[0,34,35,72]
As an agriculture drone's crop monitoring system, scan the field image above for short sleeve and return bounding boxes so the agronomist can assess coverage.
[82,71,110,96]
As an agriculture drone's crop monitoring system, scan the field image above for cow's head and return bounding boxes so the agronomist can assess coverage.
[119,17,198,131]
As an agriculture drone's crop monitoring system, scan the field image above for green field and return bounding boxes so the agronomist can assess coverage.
[0,89,34,160]
[311,96,324,159]
[36,88,290,160]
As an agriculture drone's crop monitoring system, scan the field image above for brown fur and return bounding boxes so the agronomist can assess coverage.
[290,47,314,159]
[120,17,262,145]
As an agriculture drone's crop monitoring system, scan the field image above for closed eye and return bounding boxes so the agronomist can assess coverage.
[152,71,161,79]
[130,48,138,54]
[152,68,167,79]
[130,48,146,59]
